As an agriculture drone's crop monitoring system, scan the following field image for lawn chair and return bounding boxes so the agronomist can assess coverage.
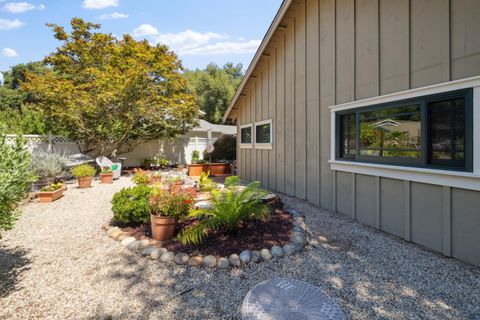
[96,156,122,179]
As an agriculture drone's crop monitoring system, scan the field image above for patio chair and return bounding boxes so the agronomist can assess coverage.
[96,156,122,179]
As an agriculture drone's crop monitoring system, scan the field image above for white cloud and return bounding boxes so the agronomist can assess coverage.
[2,47,18,57]
[82,0,118,9]
[133,23,157,37]
[181,40,261,56]
[2,2,45,13]
[0,18,24,30]
[131,25,260,56]
[98,11,128,20]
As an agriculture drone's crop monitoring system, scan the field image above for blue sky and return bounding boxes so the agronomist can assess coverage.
[0,0,282,76]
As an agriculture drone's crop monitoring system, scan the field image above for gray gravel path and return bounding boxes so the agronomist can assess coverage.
[1,177,479,319]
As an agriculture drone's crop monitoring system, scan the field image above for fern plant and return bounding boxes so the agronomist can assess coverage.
[177,181,270,245]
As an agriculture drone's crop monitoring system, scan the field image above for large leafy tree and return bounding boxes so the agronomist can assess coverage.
[21,18,198,156]
[184,63,243,124]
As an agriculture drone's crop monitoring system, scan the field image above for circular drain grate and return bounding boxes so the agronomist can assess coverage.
[242,278,346,320]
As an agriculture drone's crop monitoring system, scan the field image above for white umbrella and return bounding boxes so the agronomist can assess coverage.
[206,128,214,174]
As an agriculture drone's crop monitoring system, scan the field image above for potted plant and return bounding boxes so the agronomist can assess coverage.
[150,191,192,241]
[100,167,113,184]
[157,156,169,169]
[71,163,96,188]
[191,150,200,164]
[38,182,64,203]
[132,170,150,185]
[149,171,162,184]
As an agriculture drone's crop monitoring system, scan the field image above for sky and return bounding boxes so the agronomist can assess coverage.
[0,0,283,79]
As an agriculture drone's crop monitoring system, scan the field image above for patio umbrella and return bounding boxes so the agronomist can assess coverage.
[206,128,214,174]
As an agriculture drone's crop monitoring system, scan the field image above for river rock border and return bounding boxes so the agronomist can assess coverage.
[104,209,309,269]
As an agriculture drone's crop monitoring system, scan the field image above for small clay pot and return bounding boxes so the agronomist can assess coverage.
[150,214,177,241]
[38,188,63,203]
[100,173,113,184]
[77,176,93,188]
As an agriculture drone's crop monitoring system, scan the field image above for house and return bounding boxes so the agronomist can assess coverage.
[119,119,236,167]
[223,0,480,267]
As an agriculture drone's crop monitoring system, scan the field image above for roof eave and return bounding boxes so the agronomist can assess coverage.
[222,0,294,123]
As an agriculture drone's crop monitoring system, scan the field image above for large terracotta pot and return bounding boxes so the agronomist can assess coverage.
[150,214,177,241]
[100,173,113,184]
[77,176,93,188]
[38,188,64,203]
[188,164,208,176]
[209,163,231,176]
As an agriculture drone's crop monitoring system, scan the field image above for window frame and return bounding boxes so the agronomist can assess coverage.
[254,119,273,149]
[239,123,253,148]
[335,89,473,172]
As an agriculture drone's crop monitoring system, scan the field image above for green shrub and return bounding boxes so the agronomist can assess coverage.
[112,185,152,224]
[31,151,67,178]
[191,150,200,164]
[224,175,239,188]
[71,163,96,178]
[198,171,216,191]
[132,171,150,185]
[0,136,37,238]
[150,191,193,218]
[101,167,112,174]
[178,181,270,245]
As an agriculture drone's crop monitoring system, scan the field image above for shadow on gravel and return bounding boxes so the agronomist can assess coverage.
[0,245,31,298]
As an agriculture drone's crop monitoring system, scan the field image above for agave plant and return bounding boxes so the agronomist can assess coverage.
[177,181,270,245]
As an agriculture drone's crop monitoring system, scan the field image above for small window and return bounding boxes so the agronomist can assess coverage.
[255,120,272,147]
[240,124,253,147]
[336,89,472,171]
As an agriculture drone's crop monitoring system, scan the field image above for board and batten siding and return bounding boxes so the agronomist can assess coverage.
[234,0,480,267]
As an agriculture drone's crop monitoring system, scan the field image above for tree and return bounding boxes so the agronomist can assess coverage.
[21,18,198,157]
[0,136,36,238]
[184,63,243,124]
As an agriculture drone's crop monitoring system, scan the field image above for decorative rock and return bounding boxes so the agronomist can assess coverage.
[271,246,284,258]
[203,255,217,268]
[239,250,251,264]
[174,253,189,265]
[294,216,305,223]
[291,234,307,246]
[126,240,140,251]
[293,221,308,229]
[160,251,174,263]
[116,233,131,241]
[289,209,302,218]
[120,237,136,247]
[283,244,296,256]
[217,257,230,269]
[106,227,119,237]
[260,248,273,260]
[109,228,122,239]
[142,247,156,256]
[150,248,168,260]
[188,256,203,267]
[251,251,261,263]
[293,226,305,233]
[229,254,241,267]
[137,239,150,250]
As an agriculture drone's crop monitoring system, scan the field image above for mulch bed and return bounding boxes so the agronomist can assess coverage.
[118,207,293,256]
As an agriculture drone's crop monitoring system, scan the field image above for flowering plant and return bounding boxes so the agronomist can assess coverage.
[150,190,193,218]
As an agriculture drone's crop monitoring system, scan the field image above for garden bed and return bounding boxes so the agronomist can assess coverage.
[115,208,293,256]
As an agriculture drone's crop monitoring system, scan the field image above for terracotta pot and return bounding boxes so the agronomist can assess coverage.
[149,176,162,184]
[100,173,113,184]
[170,184,183,194]
[77,176,93,188]
[209,163,231,176]
[150,214,177,241]
[38,188,64,203]
[188,164,208,176]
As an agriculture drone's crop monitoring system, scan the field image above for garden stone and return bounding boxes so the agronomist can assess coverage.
[218,257,230,269]
[293,226,305,233]
[251,251,261,263]
[239,250,251,264]
[291,234,307,246]
[188,256,203,267]
[142,247,156,256]
[137,239,150,250]
[126,240,140,251]
[229,254,241,267]
[116,233,130,241]
[260,248,273,260]
[108,228,122,239]
[294,216,305,223]
[293,221,308,229]
[150,248,168,260]
[283,244,296,256]
[160,252,174,263]
[289,209,302,218]
[120,237,136,247]
[174,253,189,265]
[203,255,217,268]
[271,246,284,258]
[106,227,119,237]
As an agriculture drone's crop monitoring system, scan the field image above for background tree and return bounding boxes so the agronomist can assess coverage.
[184,62,243,124]
[21,18,198,157]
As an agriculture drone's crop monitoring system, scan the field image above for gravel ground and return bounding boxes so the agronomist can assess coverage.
[1,177,479,319]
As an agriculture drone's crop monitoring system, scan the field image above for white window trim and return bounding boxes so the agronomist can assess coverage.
[254,119,273,149]
[330,75,480,191]
[239,123,253,148]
